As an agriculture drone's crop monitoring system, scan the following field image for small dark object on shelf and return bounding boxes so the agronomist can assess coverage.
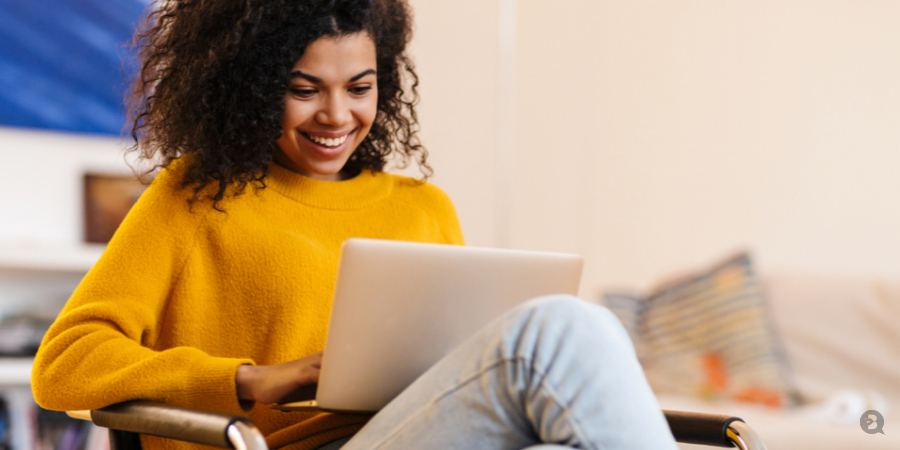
[0,315,52,356]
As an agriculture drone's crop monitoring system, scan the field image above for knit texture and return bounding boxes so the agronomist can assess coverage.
[32,160,465,450]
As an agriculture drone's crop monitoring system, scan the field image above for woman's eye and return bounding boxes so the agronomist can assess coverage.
[350,86,373,95]
[290,88,316,98]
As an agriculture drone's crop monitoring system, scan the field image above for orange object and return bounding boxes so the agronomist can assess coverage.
[733,387,784,408]
[700,352,729,393]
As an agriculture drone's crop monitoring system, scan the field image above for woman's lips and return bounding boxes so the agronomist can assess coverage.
[300,129,355,157]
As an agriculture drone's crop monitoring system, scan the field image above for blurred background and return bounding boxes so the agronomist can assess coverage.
[2,0,898,292]
[0,1,898,449]
[409,0,900,293]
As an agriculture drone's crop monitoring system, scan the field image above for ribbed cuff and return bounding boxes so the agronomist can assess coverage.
[178,355,256,416]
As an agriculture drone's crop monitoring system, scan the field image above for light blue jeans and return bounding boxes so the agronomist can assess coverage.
[320,295,678,450]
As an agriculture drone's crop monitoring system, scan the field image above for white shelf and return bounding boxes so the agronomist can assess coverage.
[0,244,102,318]
[0,357,33,385]
[0,244,105,273]
[0,245,103,387]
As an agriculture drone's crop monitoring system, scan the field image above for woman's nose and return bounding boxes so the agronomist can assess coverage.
[316,94,351,127]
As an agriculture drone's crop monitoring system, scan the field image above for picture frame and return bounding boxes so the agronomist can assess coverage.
[83,173,148,243]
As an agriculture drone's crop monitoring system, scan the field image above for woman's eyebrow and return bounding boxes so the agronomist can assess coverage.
[290,71,322,83]
[289,69,376,83]
[349,69,376,82]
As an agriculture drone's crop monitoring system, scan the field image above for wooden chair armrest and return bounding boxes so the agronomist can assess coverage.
[68,401,267,450]
[67,410,92,421]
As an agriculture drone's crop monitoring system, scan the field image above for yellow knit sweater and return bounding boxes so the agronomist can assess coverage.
[31,160,465,450]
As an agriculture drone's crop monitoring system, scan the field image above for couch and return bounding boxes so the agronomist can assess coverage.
[652,271,900,449]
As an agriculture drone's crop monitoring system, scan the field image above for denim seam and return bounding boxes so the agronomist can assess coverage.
[369,356,598,450]
[369,357,519,449]
[528,360,600,450]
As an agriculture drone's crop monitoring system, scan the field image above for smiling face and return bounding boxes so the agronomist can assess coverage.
[275,32,378,181]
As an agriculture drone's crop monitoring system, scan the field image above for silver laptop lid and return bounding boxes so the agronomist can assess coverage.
[316,238,583,412]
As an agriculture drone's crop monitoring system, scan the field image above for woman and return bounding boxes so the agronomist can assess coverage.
[32,1,678,449]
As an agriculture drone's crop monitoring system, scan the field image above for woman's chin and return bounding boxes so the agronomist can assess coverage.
[292,164,342,181]
[303,157,358,180]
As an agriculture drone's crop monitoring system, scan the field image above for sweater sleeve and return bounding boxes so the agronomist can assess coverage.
[419,181,466,246]
[31,165,253,415]
[436,190,465,246]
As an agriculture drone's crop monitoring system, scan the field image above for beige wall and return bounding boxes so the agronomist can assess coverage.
[404,0,501,248]
[2,1,898,299]
[410,0,900,295]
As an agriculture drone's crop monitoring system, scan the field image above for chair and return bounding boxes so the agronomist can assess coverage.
[68,401,767,450]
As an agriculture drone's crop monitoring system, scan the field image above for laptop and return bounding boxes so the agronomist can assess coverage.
[272,238,583,413]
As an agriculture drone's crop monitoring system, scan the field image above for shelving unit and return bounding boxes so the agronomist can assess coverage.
[0,244,105,273]
[0,244,104,450]
[0,244,95,391]
[0,358,32,386]
[0,244,103,319]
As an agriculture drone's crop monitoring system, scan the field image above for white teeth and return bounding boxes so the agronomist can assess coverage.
[308,133,348,147]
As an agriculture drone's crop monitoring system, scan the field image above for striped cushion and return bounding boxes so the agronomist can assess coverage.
[606,253,798,407]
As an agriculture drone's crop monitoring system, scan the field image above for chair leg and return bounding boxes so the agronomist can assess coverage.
[108,429,143,450]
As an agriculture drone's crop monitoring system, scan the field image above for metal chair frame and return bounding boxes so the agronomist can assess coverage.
[69,401,767,450]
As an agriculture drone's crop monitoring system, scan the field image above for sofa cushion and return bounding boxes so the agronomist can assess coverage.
[605,252,799,407]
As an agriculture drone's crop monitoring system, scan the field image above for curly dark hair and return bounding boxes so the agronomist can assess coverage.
[128,0,429,207]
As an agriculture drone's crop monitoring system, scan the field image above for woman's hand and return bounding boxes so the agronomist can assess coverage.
[235,351,322,404]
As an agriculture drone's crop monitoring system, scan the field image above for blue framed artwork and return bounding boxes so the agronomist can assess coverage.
[0,0,149,135]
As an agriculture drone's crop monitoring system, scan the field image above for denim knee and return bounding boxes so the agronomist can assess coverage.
[510,294,633,349]
[516,294,617,325]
